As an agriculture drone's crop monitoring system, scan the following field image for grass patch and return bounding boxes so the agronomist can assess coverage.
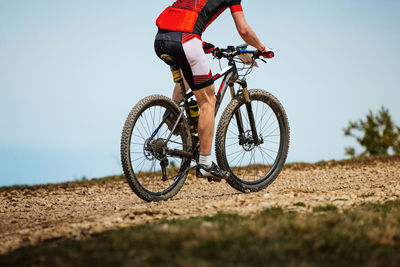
[293,202,306,207]
[313,204,338,213]
[361,192,375,198]
[1,200,400,266]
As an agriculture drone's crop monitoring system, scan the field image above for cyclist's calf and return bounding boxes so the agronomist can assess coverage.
[193,84,216,155]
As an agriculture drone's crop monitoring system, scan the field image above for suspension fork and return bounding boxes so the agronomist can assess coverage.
[230,83,245,139]
[236,80,261,146]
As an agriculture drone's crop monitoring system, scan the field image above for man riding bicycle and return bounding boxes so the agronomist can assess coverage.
[154,0,274,179]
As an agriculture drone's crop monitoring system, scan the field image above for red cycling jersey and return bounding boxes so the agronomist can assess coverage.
[156,0,243,36]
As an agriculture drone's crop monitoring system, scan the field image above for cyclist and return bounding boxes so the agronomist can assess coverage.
[154,0,274,179]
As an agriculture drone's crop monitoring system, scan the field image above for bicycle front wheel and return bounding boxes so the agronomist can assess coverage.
[215,89,290,193]
[120,95,192,202]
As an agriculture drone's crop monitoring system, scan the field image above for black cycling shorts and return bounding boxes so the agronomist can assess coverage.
[154,29,214,91]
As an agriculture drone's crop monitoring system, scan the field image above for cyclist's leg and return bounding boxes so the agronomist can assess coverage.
[178,35,228,178]
[178,34,216,155]
[169,74,215,155]
[192,84,216,154]
[171,73,216,155]
[193,85,228,179]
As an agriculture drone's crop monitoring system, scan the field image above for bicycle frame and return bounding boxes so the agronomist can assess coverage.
[159,47,262,162]
[181,64,236,117]
[213,66,236,115]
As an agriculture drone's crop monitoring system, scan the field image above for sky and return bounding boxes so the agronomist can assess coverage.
[1,0,399,186]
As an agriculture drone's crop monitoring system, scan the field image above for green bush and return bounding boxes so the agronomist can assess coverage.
[344,106,400,157]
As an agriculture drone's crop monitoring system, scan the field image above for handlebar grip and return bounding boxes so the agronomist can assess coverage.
[260,46,275,59]
[264,51,274,58]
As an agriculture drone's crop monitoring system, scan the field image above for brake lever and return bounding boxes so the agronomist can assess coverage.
[252,51,267,64]
[212,48,222,59]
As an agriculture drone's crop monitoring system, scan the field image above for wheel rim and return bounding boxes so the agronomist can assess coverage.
[224,99,283,184]
[128,104,188,195]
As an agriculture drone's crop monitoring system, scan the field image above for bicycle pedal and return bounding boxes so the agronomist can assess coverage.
[207,178,222,183]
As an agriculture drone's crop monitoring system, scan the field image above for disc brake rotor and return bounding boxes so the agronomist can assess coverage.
[241,130,256,151]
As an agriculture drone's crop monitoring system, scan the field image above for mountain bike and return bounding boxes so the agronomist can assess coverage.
[120,44,290,202]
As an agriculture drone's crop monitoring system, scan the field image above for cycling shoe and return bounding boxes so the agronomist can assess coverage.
[196,162,229,179]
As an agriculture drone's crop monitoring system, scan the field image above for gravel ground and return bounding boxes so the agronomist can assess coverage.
[1,156,399,254]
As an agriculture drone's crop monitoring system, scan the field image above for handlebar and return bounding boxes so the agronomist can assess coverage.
[212,45,263,60]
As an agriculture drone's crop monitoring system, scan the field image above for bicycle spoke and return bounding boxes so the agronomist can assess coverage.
[132,132,146,141]
[227,127,238,137]
[244,149,256,179]
[131,142,145,146]
[257,102,270,130]
[144,110,153,137]
[136,157,147,172]
[265,126,280,138]
[138,114,151,137]
[226,142,239,148]
[237,151,247,169]
[131,156,146,163]
[230,118,238,130]
[227,149,247,157]
[257,146,270,167]
[259,112,274,134]
[152,105,157,131]
[135,120,149,140]
[157,107,162,139]
[264,140,280,145]
[262,147,278,154]
[258,147,277,161]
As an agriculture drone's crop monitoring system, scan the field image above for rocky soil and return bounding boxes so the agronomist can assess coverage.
[1,156,399,254]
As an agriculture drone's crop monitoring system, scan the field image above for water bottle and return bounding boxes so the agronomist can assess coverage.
[188,98,199,134]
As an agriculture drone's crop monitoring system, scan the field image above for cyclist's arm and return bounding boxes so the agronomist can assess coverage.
[231,11,265,52]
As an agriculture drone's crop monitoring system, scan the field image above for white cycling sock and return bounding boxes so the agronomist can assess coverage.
[199,154,212,168]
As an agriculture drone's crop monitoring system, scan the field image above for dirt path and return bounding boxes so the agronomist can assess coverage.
[1,157,399,254]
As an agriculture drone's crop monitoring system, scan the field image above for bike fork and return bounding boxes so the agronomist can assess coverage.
[235,81,261,146]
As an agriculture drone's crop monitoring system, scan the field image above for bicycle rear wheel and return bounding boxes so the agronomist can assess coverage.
[120,95,192,202]
[215,89,290,192]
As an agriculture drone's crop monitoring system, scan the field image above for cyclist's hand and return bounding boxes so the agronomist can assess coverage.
[260,46,275,58]
[203,42,216,54]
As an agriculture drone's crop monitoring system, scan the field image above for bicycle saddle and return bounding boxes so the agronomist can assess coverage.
[160,54,178,68]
